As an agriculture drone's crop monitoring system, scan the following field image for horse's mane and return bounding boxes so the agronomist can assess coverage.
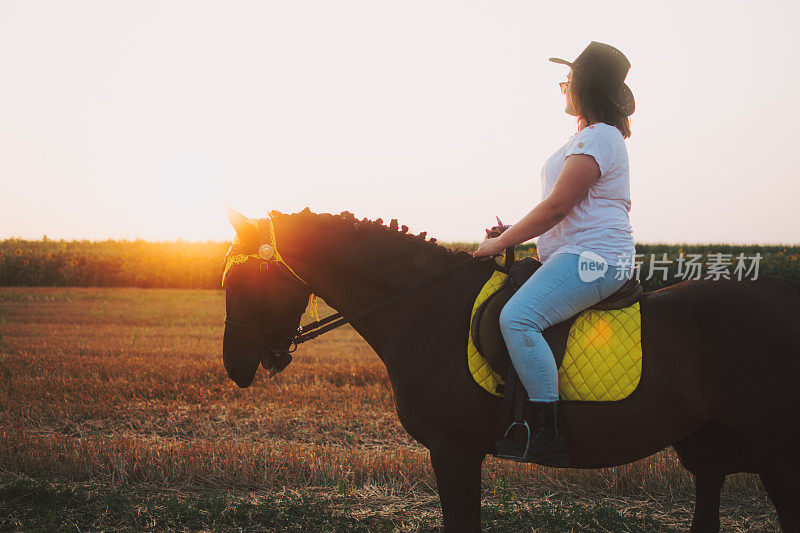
[269,208,474,263]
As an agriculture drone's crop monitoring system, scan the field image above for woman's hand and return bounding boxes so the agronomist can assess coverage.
[472,236,506,259]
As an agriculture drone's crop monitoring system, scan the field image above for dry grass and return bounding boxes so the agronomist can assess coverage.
[0,287,779,531]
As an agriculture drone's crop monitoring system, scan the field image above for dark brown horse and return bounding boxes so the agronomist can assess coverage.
[221,208,800,532]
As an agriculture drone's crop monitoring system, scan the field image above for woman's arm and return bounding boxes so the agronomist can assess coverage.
[473,153,601,258]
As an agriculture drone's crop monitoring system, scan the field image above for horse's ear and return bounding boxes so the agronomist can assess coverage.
[226,205,259,248]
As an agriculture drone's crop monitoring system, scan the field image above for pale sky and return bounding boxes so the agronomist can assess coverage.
[1,1,798,244]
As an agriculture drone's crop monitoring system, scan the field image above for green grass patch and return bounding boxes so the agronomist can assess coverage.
[1,477,677,532]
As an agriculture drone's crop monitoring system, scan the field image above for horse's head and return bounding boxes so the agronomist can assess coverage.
[222,206,312,388]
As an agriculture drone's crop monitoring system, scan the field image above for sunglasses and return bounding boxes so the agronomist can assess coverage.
[559,81,571,95]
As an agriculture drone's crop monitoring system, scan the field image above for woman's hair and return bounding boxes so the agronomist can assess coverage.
[570,70,631,138]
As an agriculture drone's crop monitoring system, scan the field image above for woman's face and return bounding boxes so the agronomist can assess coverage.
[565,69,578,117]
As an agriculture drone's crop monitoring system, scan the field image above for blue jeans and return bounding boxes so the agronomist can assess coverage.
[499,252,630,402]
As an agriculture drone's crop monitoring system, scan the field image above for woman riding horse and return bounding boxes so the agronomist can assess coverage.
[473,41,637,466]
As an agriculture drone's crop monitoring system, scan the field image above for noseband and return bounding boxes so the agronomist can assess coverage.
[223,316,297,377]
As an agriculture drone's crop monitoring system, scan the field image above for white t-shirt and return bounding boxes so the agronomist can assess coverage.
[536,122,636,267]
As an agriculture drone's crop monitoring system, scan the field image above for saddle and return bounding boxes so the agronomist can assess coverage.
[465,254,644,460]
[471,257,643,388]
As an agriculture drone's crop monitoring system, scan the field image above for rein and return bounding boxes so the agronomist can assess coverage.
[292,255,485,346]
[223,215,515,375]
[223,256,491,376]
[224,256,486,338]
[225,254,508,349]
[287,245,513,349]
[290,245,514,347]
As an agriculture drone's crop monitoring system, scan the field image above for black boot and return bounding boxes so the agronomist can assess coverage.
[524,400,569,466]
[495,401,570,466]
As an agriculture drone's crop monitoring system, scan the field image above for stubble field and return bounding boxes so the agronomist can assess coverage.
[0,287,779,531]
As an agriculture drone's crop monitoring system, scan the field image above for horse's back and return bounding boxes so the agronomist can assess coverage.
[640,275,800,435]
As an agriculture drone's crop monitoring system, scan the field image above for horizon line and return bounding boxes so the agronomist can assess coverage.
[2,236,799,248]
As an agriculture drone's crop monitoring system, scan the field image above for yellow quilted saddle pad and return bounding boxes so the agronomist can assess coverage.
[468,273,643,402]
[557,301,642,401]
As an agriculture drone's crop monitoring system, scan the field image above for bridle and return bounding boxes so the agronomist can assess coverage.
[223,217,514,377]
[222,217,321,376]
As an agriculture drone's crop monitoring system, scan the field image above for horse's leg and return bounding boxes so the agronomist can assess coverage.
[430,448,485,533]
[673,422,759,532]
[674,437,724,533]
[688,471,725,532]
[759,465,800,532]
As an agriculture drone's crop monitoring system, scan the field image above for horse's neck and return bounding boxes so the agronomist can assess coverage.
[274,213,494,364]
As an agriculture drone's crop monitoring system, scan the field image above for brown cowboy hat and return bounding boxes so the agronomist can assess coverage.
[550,41,635,116]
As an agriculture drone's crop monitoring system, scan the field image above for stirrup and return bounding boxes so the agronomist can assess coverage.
[494,420,531,460]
